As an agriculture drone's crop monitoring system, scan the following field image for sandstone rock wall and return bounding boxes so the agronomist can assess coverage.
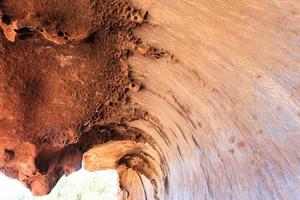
[0,0,299,199]
[125,0,300,199]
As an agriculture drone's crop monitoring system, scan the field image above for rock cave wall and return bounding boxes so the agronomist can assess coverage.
[0,0,300,200]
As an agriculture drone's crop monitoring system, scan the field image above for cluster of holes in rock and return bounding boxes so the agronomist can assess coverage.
[1,4,147,42]
[13,28,71,41]
[95,1,148,33]
[124,6,148,23]
[0,2,161,196]
[57,30,69,40]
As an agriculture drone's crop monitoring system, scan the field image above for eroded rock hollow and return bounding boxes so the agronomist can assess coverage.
[1,0,300,199]
[0,0,161,198]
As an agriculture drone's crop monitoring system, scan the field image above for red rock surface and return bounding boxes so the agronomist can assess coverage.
[1,0,300,200]
[0,0,150,196]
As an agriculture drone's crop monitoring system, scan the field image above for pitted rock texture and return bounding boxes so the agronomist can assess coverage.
[0,0,152,197]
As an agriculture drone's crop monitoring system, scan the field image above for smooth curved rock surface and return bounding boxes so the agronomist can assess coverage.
[125,0,300,199]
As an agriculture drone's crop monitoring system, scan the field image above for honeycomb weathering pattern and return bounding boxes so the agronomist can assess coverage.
[0,0,162,198]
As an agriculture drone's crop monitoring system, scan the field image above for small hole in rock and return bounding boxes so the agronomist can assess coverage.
[135,134,142,140]
[57,31,64,37]
[2,15,11,25]
[85,32,97,43]
[4,149,15,162]
[78,146,84,152]
[143,11,149,20]
[14,27,36,40]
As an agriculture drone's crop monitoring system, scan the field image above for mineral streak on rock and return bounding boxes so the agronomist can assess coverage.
[0,0,158,197]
